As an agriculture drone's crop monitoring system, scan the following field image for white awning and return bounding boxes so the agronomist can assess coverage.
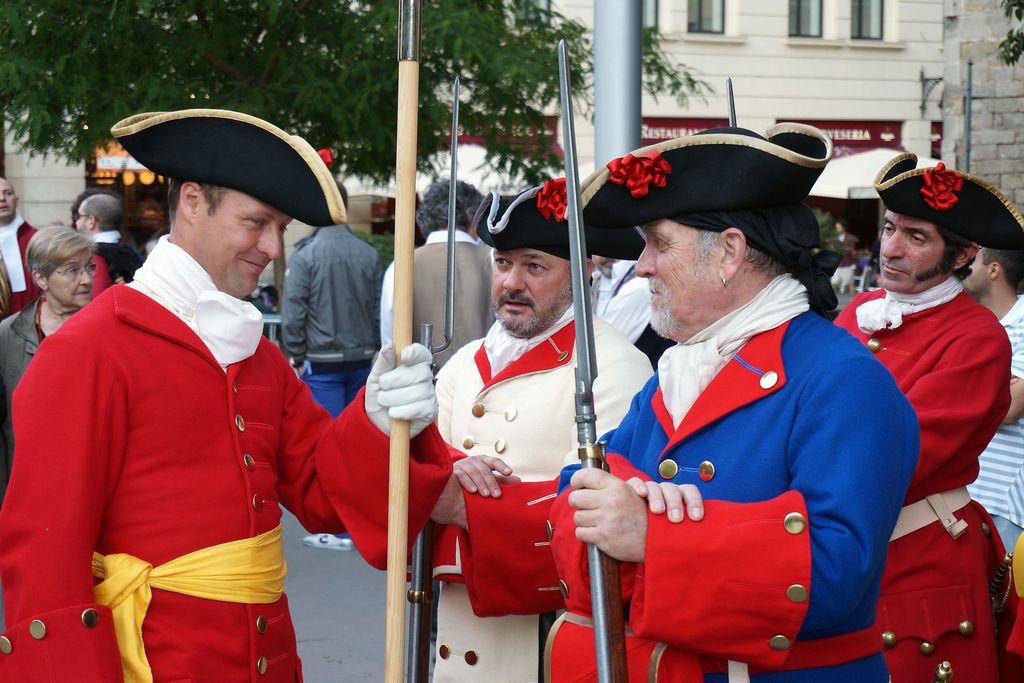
[810,148,940,200]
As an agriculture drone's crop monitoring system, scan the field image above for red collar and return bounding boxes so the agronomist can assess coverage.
[473,322,576,393]
[653,321,790,455]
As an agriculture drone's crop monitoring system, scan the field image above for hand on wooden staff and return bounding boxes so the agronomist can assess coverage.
[568,468,705,563]
[364,343,437,437]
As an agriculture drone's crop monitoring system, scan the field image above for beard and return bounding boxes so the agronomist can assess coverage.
[649,295,680,340]
[495,284,572,339]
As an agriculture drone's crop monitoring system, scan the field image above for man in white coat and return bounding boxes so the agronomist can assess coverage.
[425,181,654,682]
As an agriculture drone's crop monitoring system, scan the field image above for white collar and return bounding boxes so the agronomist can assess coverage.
[0,213,25,233]
[424,230,478,246]
[483,306,573,376]
[1001,294,1024,328]
[129,236,264,368]
[855,276,963,334]
[92,230,121,244]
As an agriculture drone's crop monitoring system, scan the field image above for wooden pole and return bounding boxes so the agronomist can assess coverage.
[385,2,420,681]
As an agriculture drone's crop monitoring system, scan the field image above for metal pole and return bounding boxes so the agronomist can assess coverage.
[965,59,973,172]
[594,0,642,166]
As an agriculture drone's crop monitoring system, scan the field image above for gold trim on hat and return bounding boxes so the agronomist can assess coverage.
[111,109,347,224]
[873,152,1024,231]
[581,122,833,206]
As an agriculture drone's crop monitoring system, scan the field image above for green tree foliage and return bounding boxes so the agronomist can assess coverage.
[0,1,707,185]
[1000,0,1024,65]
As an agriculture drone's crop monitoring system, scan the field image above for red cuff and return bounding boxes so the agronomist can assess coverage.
[0,603,122,682]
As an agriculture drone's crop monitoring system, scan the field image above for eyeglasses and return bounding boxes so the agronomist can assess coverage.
[54,263,98,279]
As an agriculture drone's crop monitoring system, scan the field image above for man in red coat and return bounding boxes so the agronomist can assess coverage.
[835,154,1024,682]
[0,177,40,315]
[0,109,449,683]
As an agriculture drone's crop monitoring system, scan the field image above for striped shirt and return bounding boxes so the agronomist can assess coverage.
[969,295,1024,527]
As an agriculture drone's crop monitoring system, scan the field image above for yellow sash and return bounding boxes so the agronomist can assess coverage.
[92,524,287,683]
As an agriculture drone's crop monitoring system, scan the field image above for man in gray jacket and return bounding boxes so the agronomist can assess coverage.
[282,180,382,416]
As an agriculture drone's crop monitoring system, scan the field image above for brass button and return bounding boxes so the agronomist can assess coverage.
[920,641,935,655]
[959,620,974,636]
[759,370,778,389]
[471,402,485,418]
[698,460,715,482]
[462,435,475,449]
[558,580,569,598]
[768,634,791,650]
[256,615,268,634]
[504,407,518,422]
[494,439,507,454]
[982,522,991,536]
[257,655,268,674]
[233,380,239,394]
[546,520,554,541]
[81,608,100,628]
[235,414,245,431]
[464,650,479,665]
[784,512,806,535]
[243,454,256,471]
[439,644,451,660]
[867,338,882,353]
[658,459,679,479]
[0,636,11,654]
[882,631,897,648]
[29,620,46,639]
[785,584,808,603]
[252,494,264,512]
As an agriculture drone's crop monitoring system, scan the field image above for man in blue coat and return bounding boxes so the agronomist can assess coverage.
[542,124,921,682]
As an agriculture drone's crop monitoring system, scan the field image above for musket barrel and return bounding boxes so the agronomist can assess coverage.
[398,0,420,61]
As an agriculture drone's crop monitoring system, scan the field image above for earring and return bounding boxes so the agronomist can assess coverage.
[721,276,728,288]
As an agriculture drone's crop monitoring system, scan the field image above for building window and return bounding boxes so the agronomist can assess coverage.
[789,0,822,38]
[688,0,724,34]
[851,0,883,40]
[517,0,550,25]
[643,0,659,30]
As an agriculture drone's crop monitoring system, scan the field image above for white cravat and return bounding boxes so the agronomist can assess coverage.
[659,275,809,428]
[855,276,963,334]
[483,306,574,376]
[0,214,28,292]
[129,236,264,369]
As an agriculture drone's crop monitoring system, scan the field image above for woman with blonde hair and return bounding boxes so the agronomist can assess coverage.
[0,226,94,504]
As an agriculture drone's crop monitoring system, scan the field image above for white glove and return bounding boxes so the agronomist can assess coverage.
[364,343,438,438]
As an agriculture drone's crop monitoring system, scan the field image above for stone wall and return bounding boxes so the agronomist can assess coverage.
[943,0,1024,205]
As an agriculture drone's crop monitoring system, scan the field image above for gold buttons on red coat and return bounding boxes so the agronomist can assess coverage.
[256,615,268,634]
[464,650,479,665]
[784,512,806,534]
[785,584,808,603]
[471,403,485,418]
[882,631,897,648]
[959,620,974,636]
[759,371,779,390]
[252,494,264,512]
[0,636,11,654]
[439,644,451,660]
[867,338,882,353]
[257,655,268,674]
[698,461,715,482]
[768,635,791,650]
[81,608,100,628]
[658,459,679,479]
[243,454,256,471]
[920,641,935,655]
[235,414,246,431]
[29,620,46,640]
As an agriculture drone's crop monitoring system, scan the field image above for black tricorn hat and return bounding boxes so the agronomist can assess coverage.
[111,109,346,227]
[474,180,644,260]
[874,153,1024,249]
[579,123,832,229]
